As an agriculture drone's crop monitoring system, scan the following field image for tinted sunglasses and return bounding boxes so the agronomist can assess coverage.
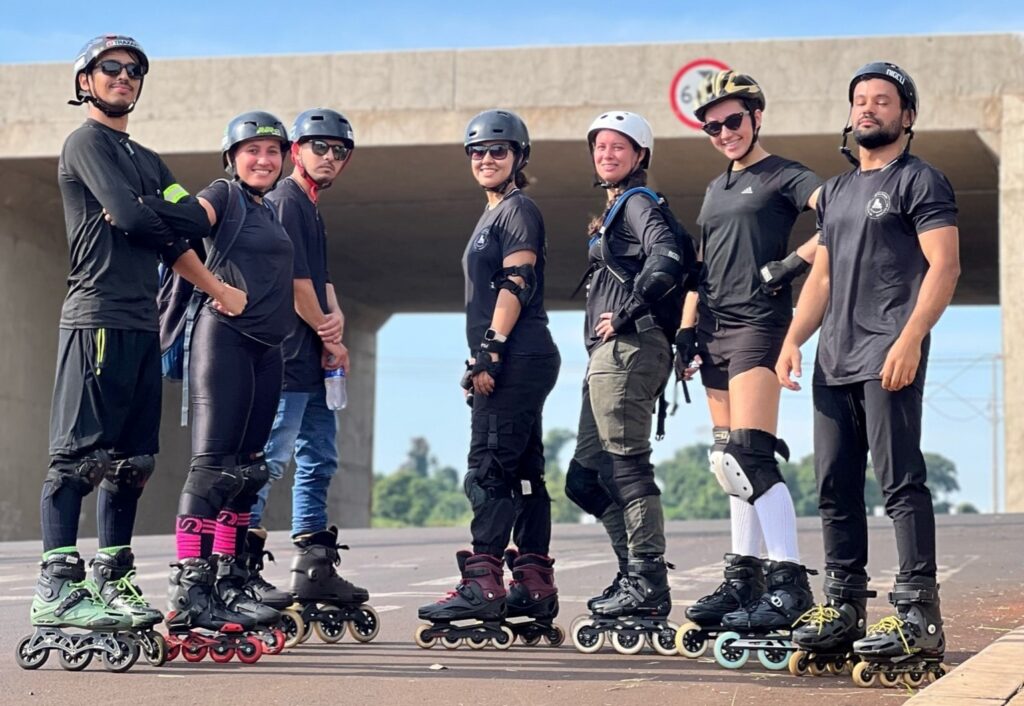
[95,59,146,80]
[467,144,511,161]
[309,139,351,161]
[702,111,749,137]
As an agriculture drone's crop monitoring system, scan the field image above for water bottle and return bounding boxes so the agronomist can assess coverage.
[324,367,347,411]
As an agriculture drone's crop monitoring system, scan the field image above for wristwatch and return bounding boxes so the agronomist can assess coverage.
[484,328,508,343]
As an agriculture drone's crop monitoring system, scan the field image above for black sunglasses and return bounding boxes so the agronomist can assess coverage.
[309,139,351,161]
[702,111,749,136]
[95,59,146,80]
[467,144,511,161]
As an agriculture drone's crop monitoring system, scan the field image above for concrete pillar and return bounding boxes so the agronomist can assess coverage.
[1001,94,1024,513]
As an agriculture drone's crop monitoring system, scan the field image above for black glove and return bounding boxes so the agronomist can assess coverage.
[759,252,810,296]
[674,327,698,381]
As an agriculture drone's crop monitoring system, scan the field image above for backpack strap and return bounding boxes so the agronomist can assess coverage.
[599,187,663,287]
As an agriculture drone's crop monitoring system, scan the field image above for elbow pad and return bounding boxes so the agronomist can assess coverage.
[634,245,684,304]
[491,264,537,308]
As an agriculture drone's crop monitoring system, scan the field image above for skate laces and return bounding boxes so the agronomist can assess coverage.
[794,604,841,634]
[113,570,149,607]
[867,615,913,654]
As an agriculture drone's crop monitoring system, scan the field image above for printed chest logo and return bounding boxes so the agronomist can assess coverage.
[866,191,892,219]
[474,226,492,251]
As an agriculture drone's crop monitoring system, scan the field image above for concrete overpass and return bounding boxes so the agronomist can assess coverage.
[0,33,1020,540]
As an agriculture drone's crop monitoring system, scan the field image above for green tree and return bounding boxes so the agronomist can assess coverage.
[543,428,583,524]
[656,444,729,520]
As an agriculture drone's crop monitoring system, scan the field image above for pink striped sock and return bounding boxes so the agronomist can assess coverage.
[175,515,206,560]
[213,510,241,557]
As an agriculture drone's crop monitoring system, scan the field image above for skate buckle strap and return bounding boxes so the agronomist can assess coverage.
[56,579,102,617]
[794,604,840,634]
[889,586,938,604]
[867,615,913,655]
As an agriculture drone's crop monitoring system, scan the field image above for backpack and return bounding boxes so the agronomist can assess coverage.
[157,179,247,424]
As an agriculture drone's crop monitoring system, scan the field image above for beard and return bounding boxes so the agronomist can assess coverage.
[853,117,903,149]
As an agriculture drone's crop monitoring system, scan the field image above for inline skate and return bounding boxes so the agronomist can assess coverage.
[850,577,949,688]
[15,552,139,672]
[288,526,379,647]
[571,556,677,656]
[790,569,875,677]
[92,547,167,666]
[503,549,563,647]
[415,551,513,650]
[712,560,815,670]
[675,553,765,659]
[215,553,285,654]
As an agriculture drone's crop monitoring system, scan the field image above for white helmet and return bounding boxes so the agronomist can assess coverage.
[587,111,654,168]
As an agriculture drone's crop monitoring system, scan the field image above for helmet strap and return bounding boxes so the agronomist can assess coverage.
[481,152,521,194]
[723,113,759,190]
[72,73,142,118]
[290,142,321,204]
[839,123,860,167]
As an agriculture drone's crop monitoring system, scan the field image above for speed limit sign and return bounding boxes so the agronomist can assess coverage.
[670,58,730,130]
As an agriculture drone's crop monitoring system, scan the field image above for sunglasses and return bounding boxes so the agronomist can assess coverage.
[702,111,750,137]
[94,59,146,80]
[468,144,511,161]
[308,139,351,161]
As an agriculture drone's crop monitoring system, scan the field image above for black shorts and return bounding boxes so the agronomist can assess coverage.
[48,328,162,459]
[697,322,785,391]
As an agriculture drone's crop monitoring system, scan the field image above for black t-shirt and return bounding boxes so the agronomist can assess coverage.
[58,119,180,331]
[813,154,958,387]
[198,180,295,346]
[584,194,679,352]
[265,178,331,392]
[462,190,555,356]
[697,154,821,330]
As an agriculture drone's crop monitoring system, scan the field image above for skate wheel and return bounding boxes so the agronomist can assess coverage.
[467,634,489,650]
[650,622,679,657]
[852,660,876,687]
[236,637,262,664]
[166,640,181,661]
[58,638,93,672]
[611,629,645,655]
[280,609,306,649]
[571,619,605,654]
[210,644,235,663]
[182,644,207,663]
[788,650,810,676]
[758,644,791,671]
[674,622,708,659]
[101,636,140,673]
[299,612,314,644]
[808,660,827,677]
[928,663,950,682]
[314,619,346,644]
[878,671,901,688]
[15,635,48,670]
[546,625,565,648]
[491,626,515,651]
[263,628,286,655]
[442,635,463,650]
[348,606,380,643]
[713,631,749,669]
[903,671,926,687]
[143,632,168,667]
[413,624,436,649]
[519,634,542,647]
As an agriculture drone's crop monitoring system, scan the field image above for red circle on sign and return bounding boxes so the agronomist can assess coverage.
[669,58,731,130]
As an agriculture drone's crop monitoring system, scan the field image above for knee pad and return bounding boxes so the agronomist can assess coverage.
[237,453,270,496]
[100,454,155,494]
[719,428,788,503]
[463,456,511,511]
[610,452,660,505]
[181,464,243,514]
[565,460,614,517]
[708,426,730,484]
[45,449,112,498]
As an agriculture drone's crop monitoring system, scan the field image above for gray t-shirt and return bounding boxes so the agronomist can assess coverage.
[697,154,821,330]
[814,154,958,388]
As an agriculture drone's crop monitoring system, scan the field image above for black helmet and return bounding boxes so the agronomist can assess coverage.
[221,110,290,174]
[290,108,355,148]
[848,61,918,113]
[695,70,765,123]
[464,109,531,166]
[70,35,149,116]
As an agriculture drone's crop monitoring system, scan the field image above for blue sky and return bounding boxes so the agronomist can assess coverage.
[3,2,1014,511]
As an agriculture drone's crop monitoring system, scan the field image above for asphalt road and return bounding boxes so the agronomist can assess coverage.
[2,514,1022,706]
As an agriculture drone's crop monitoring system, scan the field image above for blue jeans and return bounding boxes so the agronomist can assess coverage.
[250,388,339,536]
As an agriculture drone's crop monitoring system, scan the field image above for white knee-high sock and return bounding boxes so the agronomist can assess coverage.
[753,483,800,563]
[730,495,765,557]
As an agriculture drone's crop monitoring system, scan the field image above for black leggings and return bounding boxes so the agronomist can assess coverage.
[179,311,283,519]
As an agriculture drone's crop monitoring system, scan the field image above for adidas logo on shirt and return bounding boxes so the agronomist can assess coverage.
[741,186,753,195]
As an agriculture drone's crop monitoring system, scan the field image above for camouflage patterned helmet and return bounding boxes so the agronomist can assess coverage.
[695,70,766,123]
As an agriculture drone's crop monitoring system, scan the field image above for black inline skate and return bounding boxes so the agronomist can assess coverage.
[712,560,816,670]
[790,569,876,677]
[215,553,285,654]
[15,552,139,672]
[239,529,304,651]
[165,557,264,664]
[288,526,379,647]
[415,551,514,650]
[503,549,563,647]
[675,553,765,659]
[571,556,678,656]
[850,577,949,688]
[92,547,167,666]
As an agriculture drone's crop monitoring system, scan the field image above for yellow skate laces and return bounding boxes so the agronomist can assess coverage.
[867,615,913,654]
[794,604,841,635]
